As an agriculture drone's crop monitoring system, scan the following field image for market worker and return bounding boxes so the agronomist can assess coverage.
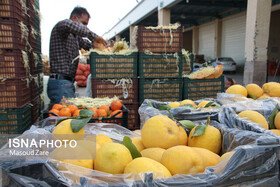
[47,6,107,105]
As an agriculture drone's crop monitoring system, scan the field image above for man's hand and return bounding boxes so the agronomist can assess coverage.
[95,36,108,47]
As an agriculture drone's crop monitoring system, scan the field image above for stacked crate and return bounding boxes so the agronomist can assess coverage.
[137,26,185,103]
[90,52,140,130]
[0,0,32,133]
[27,0,43,122]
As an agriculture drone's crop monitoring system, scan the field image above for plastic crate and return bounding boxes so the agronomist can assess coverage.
[0,0,28,22]
[28,51,42,75]
[88,105,129,129]
[0,18,28,50]
[183,75,224,100]
[31,96,40,124]
[0,49,30,78]
[0,104,31,134]
[124,103,140,130]
[91,78,138,103]
[139,78,182,103]
[90,52,138,78]
[139,52,182,78]
[182,53,194,75]
[137,26,183,53]
[0,79,31,108]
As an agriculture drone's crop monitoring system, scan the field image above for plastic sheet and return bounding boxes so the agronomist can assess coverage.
[217,93,278,121]
[0,118,279,186]
[138,99,222,128]
[219,107,279,138]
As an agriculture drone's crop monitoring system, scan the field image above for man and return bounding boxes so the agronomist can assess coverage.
[225,76,237,90]
[47,6,107,104]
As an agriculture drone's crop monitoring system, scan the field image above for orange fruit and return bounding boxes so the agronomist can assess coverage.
[52,104,64,110]
[72,109,81,117]
[49,109,59,117]
[58,107,71,117]
[97,109,107,117]
[89,107,98,118]
[67,104,78,115]
[110,110,122,117]
[110,100,122,111]
[99,105,110,113]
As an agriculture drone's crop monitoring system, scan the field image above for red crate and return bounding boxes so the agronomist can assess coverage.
[137,26,183,53]
[91,78,138,103]
[124,103,140,130]
[0,49,30,78]
[0,79,31,108]
[30,75,39,98]
[0,0,28,22]
[0,18,28,50]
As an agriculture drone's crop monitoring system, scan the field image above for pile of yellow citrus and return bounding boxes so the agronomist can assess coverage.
[168,99,220,109]
[50,115,224,179]
[225,82,280,99]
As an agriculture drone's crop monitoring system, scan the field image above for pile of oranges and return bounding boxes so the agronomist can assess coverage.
[48,100,123,118]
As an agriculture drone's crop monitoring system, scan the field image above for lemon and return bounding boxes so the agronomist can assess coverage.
[52,119,84,141]
[133,130,141,136]
[238,110,268,130]
[226,84,248,97]
[161,145,204,175]
[131,137,145,152]
[188,125,221,154]
[178,126,188,145]
[180,99,197,107]
[76,140,101,159]
[124,157,171,178]
[49,144,93,169]
[168,102,180,108]
[258,93,270,99]
[140,147,166,163]
[141,116,179,149]
[197,101,211,108]
[274,112,280,130]
[192,147,221,168]
[94,143,132,174]
[262,82,280,93]
[96,134,113,146]
[270,129,280,136]
[246,84,263,98]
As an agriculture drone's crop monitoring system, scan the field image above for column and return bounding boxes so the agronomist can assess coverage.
[244,0,272,85]
[158,8,170,26]
[192,26,199,54]
[215,19,222,58]
[129,25,137,49]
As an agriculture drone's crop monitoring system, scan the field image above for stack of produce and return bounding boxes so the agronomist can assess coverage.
[89,40,139,130]
[182,65,225,100]
[75,63,90,87]
[26,0,44,124]
[137,24,186,103]
[0,0,34,133]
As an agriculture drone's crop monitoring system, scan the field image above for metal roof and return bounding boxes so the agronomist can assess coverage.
[103,0,280,41]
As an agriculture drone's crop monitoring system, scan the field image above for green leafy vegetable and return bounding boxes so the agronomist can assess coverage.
[122,136,142,159]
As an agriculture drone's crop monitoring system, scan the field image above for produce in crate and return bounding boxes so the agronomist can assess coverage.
[225,82,280,99]
[185,65,223,79]
[238,110,269,130]
[49,97,123,118]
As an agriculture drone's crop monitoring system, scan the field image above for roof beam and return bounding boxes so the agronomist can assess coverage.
[179,0,247,8]
[172,12,219,17]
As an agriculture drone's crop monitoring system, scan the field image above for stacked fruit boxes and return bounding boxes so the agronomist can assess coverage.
[26,0,43,123]
[0,0,32,133]
[137,26,185,103]
[90,52,139,130]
